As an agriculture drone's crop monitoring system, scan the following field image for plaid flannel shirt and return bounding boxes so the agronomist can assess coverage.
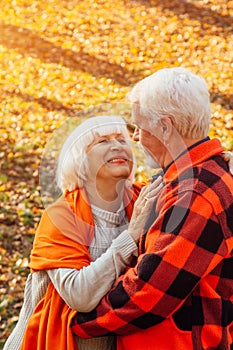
[72,138,233,350]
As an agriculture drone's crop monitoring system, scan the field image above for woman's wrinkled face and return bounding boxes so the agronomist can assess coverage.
[85,133,134,182]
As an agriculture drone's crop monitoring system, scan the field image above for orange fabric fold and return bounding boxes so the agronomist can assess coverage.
[20,183,143,350]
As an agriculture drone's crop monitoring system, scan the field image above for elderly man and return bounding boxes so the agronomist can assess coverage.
[72,67,233,350]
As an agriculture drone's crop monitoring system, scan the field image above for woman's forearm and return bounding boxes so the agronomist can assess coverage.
[47,230,137,311]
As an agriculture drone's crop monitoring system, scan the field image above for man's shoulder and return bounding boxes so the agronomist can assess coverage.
[201,154,230,174]
[174,155,233,195]
[196,155,232,188]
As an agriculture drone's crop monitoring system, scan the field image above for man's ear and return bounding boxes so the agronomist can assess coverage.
[159,116,173,142]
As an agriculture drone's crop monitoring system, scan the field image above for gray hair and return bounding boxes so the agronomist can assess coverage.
[127,67,211,139]
[56,115,134,192]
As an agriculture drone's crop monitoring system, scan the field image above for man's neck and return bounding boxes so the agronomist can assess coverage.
[163,136,209,169]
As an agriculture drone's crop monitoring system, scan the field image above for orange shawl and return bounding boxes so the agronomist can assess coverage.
[20,184,143,350]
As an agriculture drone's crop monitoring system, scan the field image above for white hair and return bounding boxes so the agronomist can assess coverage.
[127,67,211,139]
[56,115,134,192]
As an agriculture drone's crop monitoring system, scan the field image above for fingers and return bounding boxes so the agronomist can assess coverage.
[222,151,231,162]
[140,176,163,200]
[134,177,164,215]
[145,182,163,198]
[128,177,164,243]
[222,151,233,175]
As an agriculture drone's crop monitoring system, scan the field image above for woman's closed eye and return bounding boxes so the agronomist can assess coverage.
[98,138,108,143]
[116,138,127,144]
[97,138,127,144]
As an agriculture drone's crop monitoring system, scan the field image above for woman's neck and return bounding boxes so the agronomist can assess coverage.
[85,179,125,212]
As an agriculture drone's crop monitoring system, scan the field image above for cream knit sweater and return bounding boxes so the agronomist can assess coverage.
[3,205,138,350]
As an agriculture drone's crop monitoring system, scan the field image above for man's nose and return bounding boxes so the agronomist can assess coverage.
[133,127,140,142]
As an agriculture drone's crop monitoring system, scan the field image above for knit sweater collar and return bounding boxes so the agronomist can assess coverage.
[91,202,127,226]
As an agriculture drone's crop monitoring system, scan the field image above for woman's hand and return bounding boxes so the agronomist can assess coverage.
[222,151,233,174]
[128,176,163,243]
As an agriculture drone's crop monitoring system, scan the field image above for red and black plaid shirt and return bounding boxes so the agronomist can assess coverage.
[72,138,233,350]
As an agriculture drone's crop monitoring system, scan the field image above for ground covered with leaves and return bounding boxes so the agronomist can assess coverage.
[0,0,232,347]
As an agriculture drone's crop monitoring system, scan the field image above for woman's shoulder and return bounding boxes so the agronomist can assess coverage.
[132,181,147,193]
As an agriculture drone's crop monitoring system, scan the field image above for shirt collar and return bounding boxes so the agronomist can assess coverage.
[152,136,223,182]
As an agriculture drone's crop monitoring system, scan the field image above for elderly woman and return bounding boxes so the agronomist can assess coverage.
[4,116,163,350]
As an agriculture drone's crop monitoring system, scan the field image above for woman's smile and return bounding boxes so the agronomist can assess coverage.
[108,158,127,164]
[106,155,129,164]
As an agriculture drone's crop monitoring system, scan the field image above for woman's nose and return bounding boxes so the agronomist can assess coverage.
[110,139,122,150]
[133,127,140,142]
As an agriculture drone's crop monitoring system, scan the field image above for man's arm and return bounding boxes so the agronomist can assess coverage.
[72,190,227,337]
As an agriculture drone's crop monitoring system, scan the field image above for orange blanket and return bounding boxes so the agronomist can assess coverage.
[20,184,143,350]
